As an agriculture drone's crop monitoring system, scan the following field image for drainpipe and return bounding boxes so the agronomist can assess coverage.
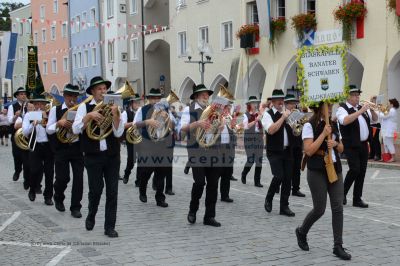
[141,0,146,97]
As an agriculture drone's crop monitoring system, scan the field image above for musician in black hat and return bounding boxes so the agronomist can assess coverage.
[241,96,264,187]
[46,84,83,218]
[180,84,223,227]
[284,94,306,197]
[336,85,377,208]
[133,88,172,208]
[7,87,30,187]
[121,93,141,185]
[22,94,54,205]
[72,76,124,237]
[262,89,295,217]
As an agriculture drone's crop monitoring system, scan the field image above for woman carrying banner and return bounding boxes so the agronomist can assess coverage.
[295,103,351,260]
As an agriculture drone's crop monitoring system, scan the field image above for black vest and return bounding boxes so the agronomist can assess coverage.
[244,111,263,143]
[126,108,135,123]
[140,104,154,141]
[266,109,293,152]
[339,103,370,148]
[10,102,26,135]
[307,121,342,174]
[187,102,204,149]
[80,103,120,156]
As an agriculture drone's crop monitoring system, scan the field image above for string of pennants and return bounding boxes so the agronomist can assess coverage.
[6,27,169,62]
[1,16,168,31]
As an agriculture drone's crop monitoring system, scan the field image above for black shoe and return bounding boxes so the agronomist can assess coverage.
[343,197,347,205]
[104,229,119,238]
[28,190,36,202]
[187,212,196,224]
[139,194,147,203]
[157,201,168,208]
[241,175,246,184]
[165,190,175,195]
[35,187,42,194]
[184,166,190,175]
[123,176,129,184]
[203,217,221,227]
[254,183,263,188]
[230,176,238,181]
[85,216,95,231]
[295,227,309,251]
[71,210,82,218]
[353,200,368,208]
[280,206,295,217]
[264,199,272,213]
[23,182,29,190]
[333,245,352,260]
[292,190,306,197]
[55,201,65,212]
[12,172,20,181]
[44,198,54,206]
[221,197,234,203]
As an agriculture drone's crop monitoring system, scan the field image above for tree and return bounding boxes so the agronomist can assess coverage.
[0,2,25,31]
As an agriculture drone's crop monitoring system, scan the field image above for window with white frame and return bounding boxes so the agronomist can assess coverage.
[76,16,81,33]
[84,50,89,67]
[130,38,138,61]
[63,57,68,72]
[305,0,315,13]
[34,32,38,45]
[78,52,82,68]
[19,47,24,61]
[130,0,138,14]
[12,23,16,33]
[53,0,58,13]
[51,25,56,40]
[222,21,233,50]
[178,31,187,56]
[90,8,96,25]
[107,0,114,19]
[91,47,97,65]
[13,75,17,85]
[108,41,115,62]
[43,61,48,75]
[19,22,23,35]
[73,53,77,69]
[62,22,67,38]
[82,12,87,30]
[20,74,25,86]
[25,22,30,34]
[51,59,57,73]
[71,18,75,34]
[276,0,285,18]
[177,0,186,8]
[199,26,209,44]
[40,5,45,19]
[42,29,46,43]
[247,1,259,24]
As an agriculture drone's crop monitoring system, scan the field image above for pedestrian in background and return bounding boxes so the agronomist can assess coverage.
[0,108,10,146]
[380,98,399,163]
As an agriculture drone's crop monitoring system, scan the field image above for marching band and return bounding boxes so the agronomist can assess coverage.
[4,75,398,261]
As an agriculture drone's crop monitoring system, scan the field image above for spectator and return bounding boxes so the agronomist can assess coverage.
[380,98,399,162]
[0,108,10,146]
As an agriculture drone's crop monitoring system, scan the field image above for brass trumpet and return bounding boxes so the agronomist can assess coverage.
[360,100,389,115]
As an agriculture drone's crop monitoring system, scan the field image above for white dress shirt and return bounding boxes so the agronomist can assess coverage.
[261,107,288,147]
[336,102,369,141]
[179,102,204,132]
[46,103,79,143]
[22,111,48,143]
[72,99,125,151]
[7,102,24,124]
[242,113,260,133]
[220,125,230,144]
[302,122,339,162]
[380,107,398,138]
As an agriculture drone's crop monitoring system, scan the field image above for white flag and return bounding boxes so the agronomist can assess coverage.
[256,0,271,38]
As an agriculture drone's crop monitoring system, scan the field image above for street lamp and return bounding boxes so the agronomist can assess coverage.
[74,73,87,93]
[184,41,213,84]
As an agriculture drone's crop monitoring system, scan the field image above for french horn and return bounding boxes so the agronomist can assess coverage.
[217,84,244,133]
[14,128,29,150]
[126,124,142,144]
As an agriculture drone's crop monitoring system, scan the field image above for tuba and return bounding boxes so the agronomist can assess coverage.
[147,90,180,142]
[57,96,93,143]
[86,80,135,141]
[14,128,30,150]
[217,84,244,133]
[286,109,310,136]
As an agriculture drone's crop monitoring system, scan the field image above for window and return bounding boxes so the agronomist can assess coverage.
[130,38,138,61]
[34,32,38,45]
[40,5,45,19]
[277,0,285,18]
[12,23,16,33]
[25,21,31,34]
[108,41,115,62]
[247,2,259,24]
[306,0,316,13]
[130,0,138,14]
[19,22,24,35]
[51,59,57,73]
[13,75,17,85]
[51,25,56,40]
[43,61,48,75]
[107,0,114,19]
[63,57,68,72]
[83,50,89,67]
[82,12,87,30]
[76,16,81,33]
[177,0,186,8]
[91,47,97,65]
[42,29,46,43]
[53,0,58,13]
[178,32,187,56]
[73,54,77,69]
[19,47,24,61]
[199,26,209,44]
[62,22,67,38]
[71,18,75,34]
[90,8,96,25]
[20,74,25,86]
[78,52,82,68]
[222,21,233,50]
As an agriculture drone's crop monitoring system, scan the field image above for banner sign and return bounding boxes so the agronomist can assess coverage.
[296,45,349,106]
[26,46,38,93]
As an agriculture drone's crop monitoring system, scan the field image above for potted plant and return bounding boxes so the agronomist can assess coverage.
[236,24,259,48]
[270,17,287,48]
[334,1,367,45]
[388,0,400,31]
[291,13,317,42]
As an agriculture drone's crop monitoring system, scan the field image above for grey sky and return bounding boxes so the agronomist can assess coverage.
[1,0,31,5]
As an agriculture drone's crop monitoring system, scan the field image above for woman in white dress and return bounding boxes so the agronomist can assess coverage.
[380,98,399,162]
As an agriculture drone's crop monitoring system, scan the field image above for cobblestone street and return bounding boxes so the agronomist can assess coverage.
[0,144,399,265]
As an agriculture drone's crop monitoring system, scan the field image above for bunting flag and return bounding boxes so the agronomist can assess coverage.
[352,0,365,39]
[256,0,271,39]
[397,0,400,16]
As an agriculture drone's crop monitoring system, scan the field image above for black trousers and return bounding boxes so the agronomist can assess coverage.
[220,144,235,199]
[343,142,369,202]
[20,149,30,188]
[165,147,174,192]
[190,166,221,218]
[138,166,166,203]
[29,142,54,199]
[369,126,381,159]
[84,152,119,231]
[124,143,137,179]
[11,134,23,175]
[242,134,263,183]
[53,142,84,211]
[266,149,293,208]
[292,146,303,192]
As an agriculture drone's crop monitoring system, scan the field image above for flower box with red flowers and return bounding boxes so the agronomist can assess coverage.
[236,24,259,48]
